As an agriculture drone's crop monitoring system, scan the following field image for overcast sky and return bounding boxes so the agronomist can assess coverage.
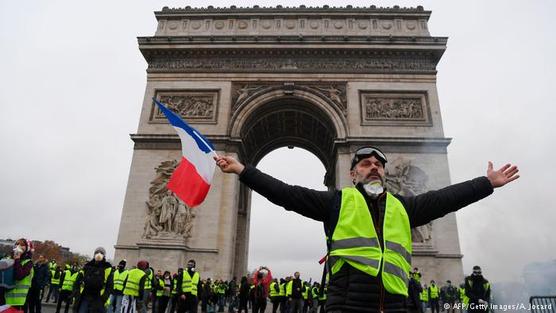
[1,0,555,287]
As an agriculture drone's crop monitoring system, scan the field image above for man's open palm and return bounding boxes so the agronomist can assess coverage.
[487,161,519,188]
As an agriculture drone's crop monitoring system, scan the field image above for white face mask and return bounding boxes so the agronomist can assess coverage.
[94,253,104,261]
[13,245,24,254]
[363,179,384,199]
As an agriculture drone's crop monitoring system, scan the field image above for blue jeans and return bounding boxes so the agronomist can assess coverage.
[109,294,124,313]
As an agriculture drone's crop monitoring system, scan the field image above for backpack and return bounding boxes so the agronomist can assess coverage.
[83,264,105,293]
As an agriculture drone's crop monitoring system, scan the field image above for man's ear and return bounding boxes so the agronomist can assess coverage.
[350,170,356,185]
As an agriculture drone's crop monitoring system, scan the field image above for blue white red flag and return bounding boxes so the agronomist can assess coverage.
[153,98,216,207]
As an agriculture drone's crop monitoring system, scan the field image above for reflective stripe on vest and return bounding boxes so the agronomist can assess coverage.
[429,285,439,298]
[51,270,60,285]
[123,268,146,297]
[172,278,178,295]
[5,259,34,306]
[329,189,412,296]
[278,283,286,296]
[156,278,164,297]
[269,282,279,297]
[286,281,292,296]
[62,270,78,291]
[182,271,200,296]
[144,271,153,290]
[113,270,128,291]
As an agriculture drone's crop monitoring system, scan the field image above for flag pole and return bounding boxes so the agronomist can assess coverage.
[153,97,220,159]
[192,130,219,158]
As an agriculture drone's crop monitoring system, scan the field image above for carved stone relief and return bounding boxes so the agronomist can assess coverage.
[231,82,347,116]
[142,160,195,240]
[385,157,432,244]
[360,92,431,126]
[151,90,219,124]
[147,52,437,74]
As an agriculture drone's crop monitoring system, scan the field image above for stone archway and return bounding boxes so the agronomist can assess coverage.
[230,93,345,276]
[115,5,464,284]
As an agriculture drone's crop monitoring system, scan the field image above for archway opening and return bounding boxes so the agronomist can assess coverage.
[233,96,340,278]
[247,147,327,281]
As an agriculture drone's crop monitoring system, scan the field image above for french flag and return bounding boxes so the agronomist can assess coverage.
[154,98,216,208]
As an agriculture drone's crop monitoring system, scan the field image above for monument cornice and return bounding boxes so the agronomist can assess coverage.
[140,45,445,74]
[138,35,447,46]
[155,5,431,19]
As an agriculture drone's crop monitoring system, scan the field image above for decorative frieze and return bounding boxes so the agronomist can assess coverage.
[359,91,432,126]
[146,51,437,74]
[151,90,219,124]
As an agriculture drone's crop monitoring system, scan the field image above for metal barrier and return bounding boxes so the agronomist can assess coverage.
[530,296,556,313]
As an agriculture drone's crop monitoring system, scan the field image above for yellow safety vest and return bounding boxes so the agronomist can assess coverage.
[144,270,153,291]
[279,282,286,296]
[420,289,429,301]
[329,189,412,296]
[429,285,439,299]
[181,271,200,296]
[62,270,78,291]
[459,287,469,304]
[51,270,61,285]
[172,277,178,295]
[286,280,292,296]
[113,270,128,292]
[269,282,279,297]
[123,268,146,297]
[5,259,34,306]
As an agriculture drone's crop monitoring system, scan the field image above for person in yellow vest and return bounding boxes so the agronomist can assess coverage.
[108,260,128,313]
[215,147,519,312]
[156,271,172,313]
[56,262,79,313]
[177,259,200,313]
[458,283,468,313]
[301,281,312,313]
[137,263,154,313]
[464,266,490,313]
[269,278,280,313]
[2,238,34,311]
[310,282,320,313]
[121,260,148,313]
[46,265,62,303]
[74,247,114,313]
[168,269,182,313]
[420,284,429,313]
[429,280,440,313]
[152,270,163,313]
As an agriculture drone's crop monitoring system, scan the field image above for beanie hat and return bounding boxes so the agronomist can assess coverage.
[94,247,106,256]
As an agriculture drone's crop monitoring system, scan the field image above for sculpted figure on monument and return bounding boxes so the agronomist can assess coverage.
[385,157,433,243]
[159,190,178,232]
[141,160,196,240]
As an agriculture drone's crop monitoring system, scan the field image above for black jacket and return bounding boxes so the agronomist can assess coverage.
[239,165,493,313]
[464,275,490,303]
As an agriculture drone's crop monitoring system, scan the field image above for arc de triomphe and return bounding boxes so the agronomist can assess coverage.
[114,5,464,283]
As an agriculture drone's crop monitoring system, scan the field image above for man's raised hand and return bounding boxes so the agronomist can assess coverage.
[214,155,245,175]
[487,161,520,188]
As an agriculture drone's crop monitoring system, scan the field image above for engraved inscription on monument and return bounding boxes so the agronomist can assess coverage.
[150,90,219,124]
